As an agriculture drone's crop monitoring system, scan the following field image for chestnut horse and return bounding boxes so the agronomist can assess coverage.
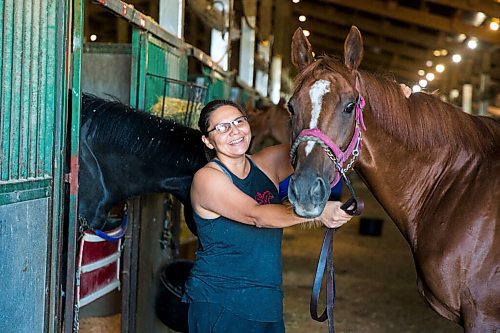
[287,26,499,332]
[247,98,291,153]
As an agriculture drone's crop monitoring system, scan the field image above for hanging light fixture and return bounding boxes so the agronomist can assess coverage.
[467,38,478,49]
[452,54,462,63]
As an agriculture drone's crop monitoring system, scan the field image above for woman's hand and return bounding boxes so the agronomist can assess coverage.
[318,201,353,228]
[399,83,412,98]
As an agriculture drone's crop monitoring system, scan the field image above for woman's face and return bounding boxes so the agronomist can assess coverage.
[202,105,252,157]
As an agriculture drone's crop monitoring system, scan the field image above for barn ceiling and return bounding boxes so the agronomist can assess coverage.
[85,0,499,105]
[288,0,500,97]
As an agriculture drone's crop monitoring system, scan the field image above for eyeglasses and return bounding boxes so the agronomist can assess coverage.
[207,116,249,134]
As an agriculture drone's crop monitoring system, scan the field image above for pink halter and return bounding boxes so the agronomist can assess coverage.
[290,94,366,187]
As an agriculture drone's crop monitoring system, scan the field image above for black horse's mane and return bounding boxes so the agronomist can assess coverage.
[81,94,207,171]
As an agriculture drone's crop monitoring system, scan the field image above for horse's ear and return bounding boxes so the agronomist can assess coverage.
[344,26,364,72]
[291,28,314,71]
[245,95,255,113]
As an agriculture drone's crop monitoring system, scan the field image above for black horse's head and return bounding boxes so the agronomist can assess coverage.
[78,94,207,235]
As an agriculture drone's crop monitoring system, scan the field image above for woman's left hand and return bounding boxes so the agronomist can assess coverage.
[319,201,353,228]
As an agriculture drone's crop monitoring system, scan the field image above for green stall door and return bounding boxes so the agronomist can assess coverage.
[0,0,70,332]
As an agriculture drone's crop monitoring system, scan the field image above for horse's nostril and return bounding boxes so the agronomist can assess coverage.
[310,177,326,202]
[288,177,298,202]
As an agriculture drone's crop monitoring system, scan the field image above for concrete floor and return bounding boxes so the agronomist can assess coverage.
[80,175,463,333]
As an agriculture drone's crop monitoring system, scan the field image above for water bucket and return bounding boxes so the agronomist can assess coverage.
[359,217,384,236]
[155,260,194,332]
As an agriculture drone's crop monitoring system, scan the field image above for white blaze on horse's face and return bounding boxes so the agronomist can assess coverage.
[305,79,331,155]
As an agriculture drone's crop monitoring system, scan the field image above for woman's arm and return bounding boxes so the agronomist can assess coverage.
[191,165,351,229]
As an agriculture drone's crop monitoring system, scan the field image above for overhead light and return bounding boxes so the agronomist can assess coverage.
[418,69,425,76]
[452,54,462,63]
[419,79,428,88]
[467,38,478,49]
[90,34,97,42]
[450,89,460,99]
[426,60,433,67]
[302,29,310,37]
[299,15,306,22]
[426,73,435,81]
[472,12,487,27]
[436,64,445,73]
[490,20,499,31]
[433,50,441,56]
[292,0,300,3]
[412,85,421,93]
[440,49,448,56]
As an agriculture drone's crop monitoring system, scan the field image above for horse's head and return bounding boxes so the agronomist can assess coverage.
[248,98,291,152]
[288,26,365,217]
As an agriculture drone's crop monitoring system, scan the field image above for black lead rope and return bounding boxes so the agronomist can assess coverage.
[310,174,364,333]
[310,227,336,331]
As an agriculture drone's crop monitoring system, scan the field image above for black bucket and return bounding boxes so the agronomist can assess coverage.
[359,217,384,236]
[156,260,194,333]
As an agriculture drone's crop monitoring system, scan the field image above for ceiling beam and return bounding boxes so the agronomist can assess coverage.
[300,20,428,60]
[320,0,499,44]
[309,35,421,80]
[293,2,488,63]
[293,2,442,49]
[424,0,500,20]
[308,29,437,79]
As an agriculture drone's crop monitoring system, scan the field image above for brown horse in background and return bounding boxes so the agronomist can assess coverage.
[287,26,500,332]
[247,98,291,153]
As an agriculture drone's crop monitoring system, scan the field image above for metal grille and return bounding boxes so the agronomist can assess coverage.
[148,75,208,128]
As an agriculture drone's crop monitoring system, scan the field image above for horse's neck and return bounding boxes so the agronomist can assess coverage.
[99,150,194,204]
[355,126,474,246]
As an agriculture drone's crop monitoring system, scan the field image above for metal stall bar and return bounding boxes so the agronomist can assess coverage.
[63,0,84,331]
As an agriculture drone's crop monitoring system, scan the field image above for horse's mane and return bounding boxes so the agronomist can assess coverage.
[81,94,207,170]
[362,72,499,156]
[294,56,500,156]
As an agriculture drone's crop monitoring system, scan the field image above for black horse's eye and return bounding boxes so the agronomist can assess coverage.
[287,101,295,115]
[344,102,356,114]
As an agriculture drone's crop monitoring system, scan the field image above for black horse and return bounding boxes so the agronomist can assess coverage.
[78,94,207,235]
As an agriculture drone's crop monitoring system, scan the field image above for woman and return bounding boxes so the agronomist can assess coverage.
[183,99,352,333]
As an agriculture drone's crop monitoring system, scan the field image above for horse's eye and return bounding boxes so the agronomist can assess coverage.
[287,102,295,115]
[344,102,355,114]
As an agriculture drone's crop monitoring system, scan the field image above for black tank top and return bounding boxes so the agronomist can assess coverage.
[183,157,284,322]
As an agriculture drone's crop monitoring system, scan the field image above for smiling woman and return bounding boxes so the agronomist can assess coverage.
[181,99,354,333]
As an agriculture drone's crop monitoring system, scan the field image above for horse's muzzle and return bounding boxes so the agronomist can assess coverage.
[288,174,329,218]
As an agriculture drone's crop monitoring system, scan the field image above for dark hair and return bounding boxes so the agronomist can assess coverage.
[198,100,247,160]
[198,99,247,135]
